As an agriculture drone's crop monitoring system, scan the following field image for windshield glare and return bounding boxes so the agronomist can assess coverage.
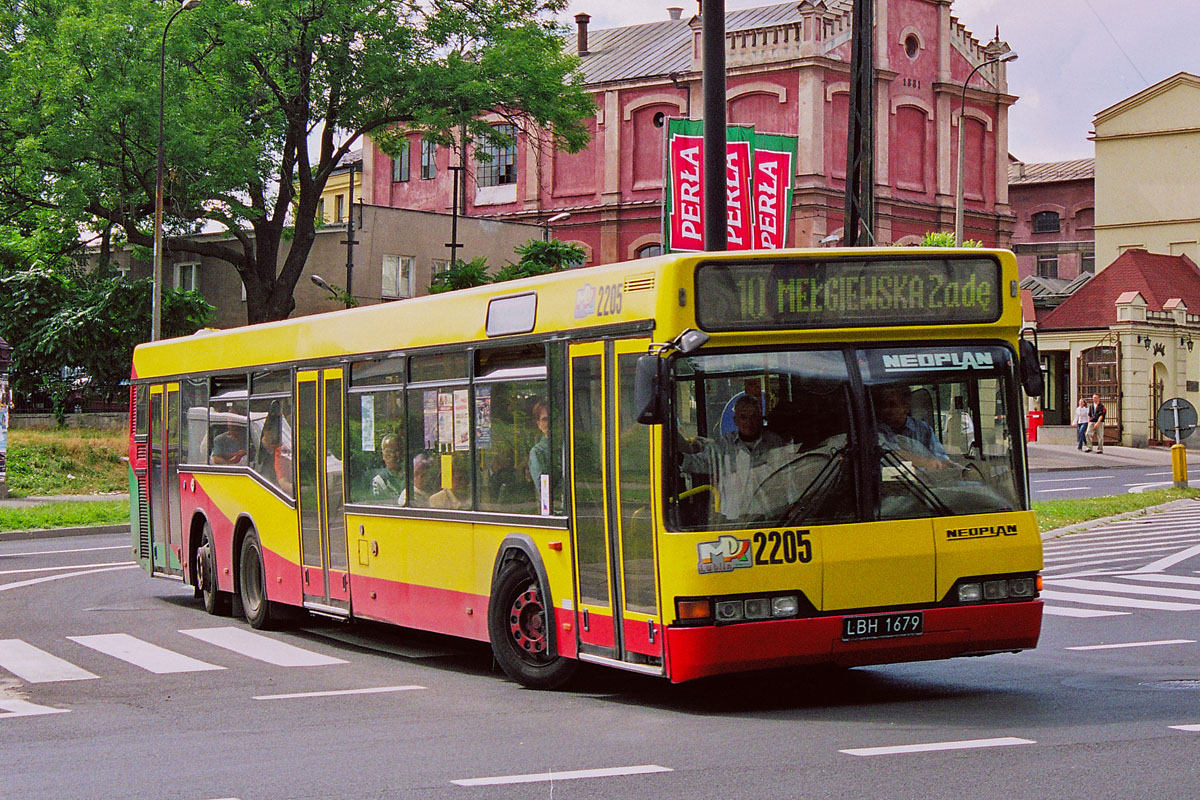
[668,345,1024,531]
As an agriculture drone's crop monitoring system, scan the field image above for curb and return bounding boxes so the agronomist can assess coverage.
[0,524,129,542]
[1039,497,1200,540]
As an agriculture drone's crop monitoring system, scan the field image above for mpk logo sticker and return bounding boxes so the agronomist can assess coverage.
[697,535,753,574]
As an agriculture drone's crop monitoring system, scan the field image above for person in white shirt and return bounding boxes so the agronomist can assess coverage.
[1074,398,1090,451]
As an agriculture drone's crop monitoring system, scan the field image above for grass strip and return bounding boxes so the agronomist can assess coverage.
[1033,488,1200,533]
[0,500,130,533]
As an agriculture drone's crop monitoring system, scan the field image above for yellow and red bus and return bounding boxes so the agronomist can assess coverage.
[129,248,1044,687]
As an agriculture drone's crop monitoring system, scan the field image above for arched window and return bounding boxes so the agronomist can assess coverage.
[636,244,663,259]
[1032,211,1061,234]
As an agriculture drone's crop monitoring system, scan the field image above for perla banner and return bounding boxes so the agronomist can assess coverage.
[663,119,797,253]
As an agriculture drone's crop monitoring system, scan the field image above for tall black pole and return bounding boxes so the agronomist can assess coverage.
[343,160,357,307]
[702,0,727,251]
[843,0,875,246]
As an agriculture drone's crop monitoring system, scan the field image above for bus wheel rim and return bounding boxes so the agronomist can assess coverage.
[508,584,547,656]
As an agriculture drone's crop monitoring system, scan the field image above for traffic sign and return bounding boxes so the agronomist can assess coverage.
[1156,397,1198,443]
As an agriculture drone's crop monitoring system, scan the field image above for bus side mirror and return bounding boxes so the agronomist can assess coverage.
[1018,338,1044,397]
[634,355,668,424]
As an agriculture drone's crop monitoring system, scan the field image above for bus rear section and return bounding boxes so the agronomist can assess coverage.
[652,341,1042,682]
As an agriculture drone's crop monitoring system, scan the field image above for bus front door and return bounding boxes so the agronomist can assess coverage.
[148,383,184,577]
[568,340,663,673]
[295,369,350,616]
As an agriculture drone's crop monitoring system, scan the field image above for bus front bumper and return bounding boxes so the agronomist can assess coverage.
[663,600,1043,683]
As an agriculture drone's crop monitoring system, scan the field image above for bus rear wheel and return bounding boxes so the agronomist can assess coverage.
[487,559,576,689]
[239,531,277,630]
[197,523,231,616]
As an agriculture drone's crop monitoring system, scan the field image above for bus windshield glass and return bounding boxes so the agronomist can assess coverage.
[668,344,1024,531]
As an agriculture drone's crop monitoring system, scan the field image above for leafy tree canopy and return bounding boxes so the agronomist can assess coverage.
[0,0,594,324]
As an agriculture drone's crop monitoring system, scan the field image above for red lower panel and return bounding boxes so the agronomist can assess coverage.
[578,609,616,648]
[664,601,1043,683]
[622,617,663,658]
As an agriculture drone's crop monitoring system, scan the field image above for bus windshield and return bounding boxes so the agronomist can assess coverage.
[668,344,1024,531]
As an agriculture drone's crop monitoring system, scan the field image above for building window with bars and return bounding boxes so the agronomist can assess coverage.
[1036,254,1059,279]
[382,255,415,299]
[393,139,410,182]
[1081,252,1095,273]
[1032,210,1060,234]
[420,138,437,180]
[476,124,518,188]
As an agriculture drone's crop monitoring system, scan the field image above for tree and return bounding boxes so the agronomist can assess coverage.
[0,0,594,325]
[921,232,983,247]
[490,238,584,283]
[428,256,491,294]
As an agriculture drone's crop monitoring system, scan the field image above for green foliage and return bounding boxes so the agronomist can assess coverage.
[1033,489,1200,533]
[0,500,130,532]
[3,428,129,497]
[429,257,492,294]
[0,0,594,324]
[490,238,585,283]
[921,232,983,247]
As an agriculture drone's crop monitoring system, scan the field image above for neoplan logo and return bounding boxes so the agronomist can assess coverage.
[945,524,1018,540]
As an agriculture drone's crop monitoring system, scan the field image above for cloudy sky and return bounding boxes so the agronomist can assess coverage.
[559,0,1199,163]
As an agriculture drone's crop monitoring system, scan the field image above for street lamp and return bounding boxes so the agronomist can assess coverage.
[152,0,201,342]
[954,50,1017,246]
[311,274,337,299]
[543,212,571,242]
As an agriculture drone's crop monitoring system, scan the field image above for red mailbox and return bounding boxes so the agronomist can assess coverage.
[1026,409,1044,442]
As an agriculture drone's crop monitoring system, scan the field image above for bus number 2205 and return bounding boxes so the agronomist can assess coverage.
[753,530,812,565]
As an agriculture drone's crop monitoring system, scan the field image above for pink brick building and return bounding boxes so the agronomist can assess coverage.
[1008,157,1096,282]
[360,0,1017,268]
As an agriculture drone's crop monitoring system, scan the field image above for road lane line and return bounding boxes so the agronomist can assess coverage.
[451,765,673,786]
[1170,724,1200,732]
[68,634,225,674]
[0,544,128,557]
[1033,475,1118,483]
[0,561,136,576]
[0,640,98,683]
[1039,589,1200,611]
[0,564,139,592]
[1034,487,1089,493]
[181,627,347,667]
[1042,607,1129,618]
[1133,544,1200,574]
[254,685,424,701]
[840,737,1035,756]
[1067,639,1195,651]
[1048,578,1200,600]
[1118,574,1200,586]
[0,698,70,719]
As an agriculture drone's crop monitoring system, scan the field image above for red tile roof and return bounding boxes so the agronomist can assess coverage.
[1039,250,1200,330]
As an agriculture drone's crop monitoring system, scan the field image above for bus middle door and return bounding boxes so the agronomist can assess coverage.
[296,368,350,616]
[568,340,663,673]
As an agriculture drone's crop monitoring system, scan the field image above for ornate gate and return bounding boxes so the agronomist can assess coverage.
[1077,336,1121,445]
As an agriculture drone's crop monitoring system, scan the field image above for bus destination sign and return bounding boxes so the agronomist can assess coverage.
[695,257,1003,330]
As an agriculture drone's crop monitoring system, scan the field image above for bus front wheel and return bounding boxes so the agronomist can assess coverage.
[239,531,277,630]
[487,559,576,689]
[197,523,231,616]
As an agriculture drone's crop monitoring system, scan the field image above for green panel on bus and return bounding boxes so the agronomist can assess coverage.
[695,256,1003,330]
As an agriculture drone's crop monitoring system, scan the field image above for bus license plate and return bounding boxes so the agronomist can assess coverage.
[842,612,923,641]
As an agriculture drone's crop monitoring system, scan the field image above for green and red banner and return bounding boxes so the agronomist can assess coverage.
[663,119,797,253]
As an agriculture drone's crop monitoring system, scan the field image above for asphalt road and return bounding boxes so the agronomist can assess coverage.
[3,524,1200,800]
[1031,463,1200,500]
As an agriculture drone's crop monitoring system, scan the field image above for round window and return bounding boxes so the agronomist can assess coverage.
[904,33,920,60]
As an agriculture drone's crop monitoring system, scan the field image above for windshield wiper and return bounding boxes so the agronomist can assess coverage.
[779,446,848,526]
[878,447,953,516]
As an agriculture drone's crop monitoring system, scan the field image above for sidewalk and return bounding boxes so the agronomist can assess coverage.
[1026,441,1180,472]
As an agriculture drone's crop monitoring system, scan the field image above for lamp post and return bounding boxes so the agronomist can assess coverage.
[954,50,1017,246]
[542,212,571,242]
[152,0,201,342]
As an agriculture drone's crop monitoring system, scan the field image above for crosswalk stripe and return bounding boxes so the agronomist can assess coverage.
[1048,578,1200,601]
[1044,542,1194,561]
[1170,724,1200,732]
[0,639,98,683]
[68,634,225,674]
[180,627,347,667]
[1040,589,1200,611]
[0,698,70,719]
[1117,574,1200,586]
[1043,533,1200,552]
[1043,555,1147,574]
[1134,544,1200,574]
[1042,606,1129,618]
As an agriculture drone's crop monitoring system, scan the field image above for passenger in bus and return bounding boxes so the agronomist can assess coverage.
[211,418,248,465]
[528,400,552,493]
[258,416,293,494]
[679,394,788,520]
[400,451,438,507]
[430,453,471,510]
[873,385,951,469]
[370,433,405,500]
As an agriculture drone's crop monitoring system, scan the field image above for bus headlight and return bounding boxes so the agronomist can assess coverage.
[772,595,799,617]
[743,598,771,619]
[958,583,983,602]
[715,600,744,621]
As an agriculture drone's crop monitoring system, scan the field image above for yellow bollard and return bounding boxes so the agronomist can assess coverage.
[1172,443,1188,489]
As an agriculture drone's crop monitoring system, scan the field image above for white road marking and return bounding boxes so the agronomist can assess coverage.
[0,640,98,683]
[1044,540,1199,560]
[1042,555,1150,574]
[1042,606,1129,618]
[1034,487,1089,493]
[0,561,135,576]
[1118,573,1200,586]
[1039,589,1200,611]
[254,685,424,701]
[68,634,224,674]
[180,627,347,667]
[1170,724,1200,732]
[1033,475,1118,483]
[0,544,128,557]
[1048,578,1200,601]
[840,737,1035,757]
[1133,544,1200,574]
[451,765,673,786]
[0,564,140,592]
[0,698,70,719]
[1066,639,1195,651]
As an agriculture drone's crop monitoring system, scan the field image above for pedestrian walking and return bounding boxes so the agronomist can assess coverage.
[1085,393,1107,453]
[1074,398,1090,450]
